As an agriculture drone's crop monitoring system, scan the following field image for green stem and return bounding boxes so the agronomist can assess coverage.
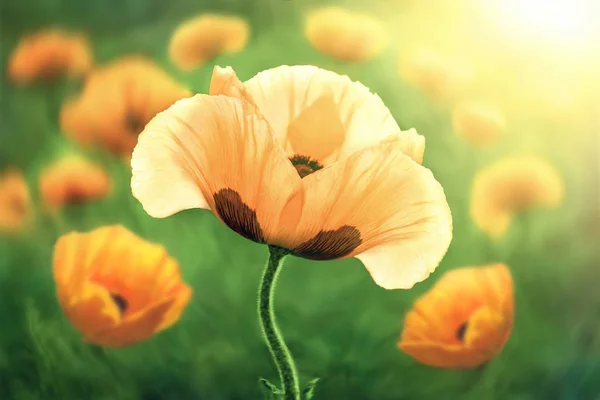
[258,245,301,400]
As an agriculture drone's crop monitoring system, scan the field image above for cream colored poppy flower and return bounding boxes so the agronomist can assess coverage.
[131,65,452,290]
[452,101,506,147]
[471,155,564,237]
[169,14,249,71]
[304,7,387,62]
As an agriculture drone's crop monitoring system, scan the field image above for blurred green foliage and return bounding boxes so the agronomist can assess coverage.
[0,0,599,399]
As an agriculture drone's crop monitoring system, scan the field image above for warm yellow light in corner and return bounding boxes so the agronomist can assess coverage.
[488,0,597,46]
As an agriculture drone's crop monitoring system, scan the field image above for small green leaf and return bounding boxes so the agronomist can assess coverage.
[259,377,284,397]
[303,378,320,399]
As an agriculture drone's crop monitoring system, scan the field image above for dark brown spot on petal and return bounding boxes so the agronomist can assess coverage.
[292,225,362,260]
[456,321,468,341]
[289,154,323,178]
[110,293,128,314]
[213,188,265,243]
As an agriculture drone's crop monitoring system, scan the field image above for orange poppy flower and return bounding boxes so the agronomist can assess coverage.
[304,7,387,62]
[398,48,471,101]
[131,65,453,290]
[399,263,514,368]
[471,155,564,238]
[7,28,92,84]
[60,56,192,158]
[53,225,192,347]
[39,155,111,210]
[169,14,249,71]
[452,101,506,147]
[0,168,32,233]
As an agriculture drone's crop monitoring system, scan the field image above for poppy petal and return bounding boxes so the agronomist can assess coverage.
[64,283,121,338]
[399,341,490,369]
[86,295,178,348]
[131,94,300,244]
[54,228,123,334]
[213,65,424,165]
[156,284,193,332]
[276,140,452,289]
[209,66,260,113]
[463,306,508,350]
[53,226,116,303]
[88,226,190,314]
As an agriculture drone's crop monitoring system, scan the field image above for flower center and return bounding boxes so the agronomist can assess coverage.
[289,154,323,178]
[201,40,224,61]
[110,292,128,314]
[456,321,468,341]
[125,112,145,135]
[9,196,27,216]
[65,188,92,205]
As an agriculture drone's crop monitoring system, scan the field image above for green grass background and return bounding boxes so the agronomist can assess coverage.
[0,0,599,399]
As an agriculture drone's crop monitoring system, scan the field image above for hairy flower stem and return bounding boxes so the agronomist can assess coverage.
[258,245,301,400]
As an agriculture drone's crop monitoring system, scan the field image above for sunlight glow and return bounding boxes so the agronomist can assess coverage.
[488,0,596,45]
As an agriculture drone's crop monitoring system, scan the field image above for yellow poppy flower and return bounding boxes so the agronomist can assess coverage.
[131,65,452,290]
[452,101,506,147]
[304,7,387,62]
[169,14,249,71]
[399,263,514,368]
[53,225,192,348]
[60,56,192,158]
[7,28,92,84]
[0,168,32,233]
[39,155,111,210]
[471,155,564,238]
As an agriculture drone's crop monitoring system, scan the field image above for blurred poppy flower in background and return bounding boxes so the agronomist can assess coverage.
[131,65,452,290]
[169,14,249,71]
[60,56,191,159]
[452,101,506,147]
[471,155,564,238]
[304,7,387,63]
[39,155,111,210]
[399,263,514,368]
[398,48,472,101]
[53,225,192,347]
[7,28,92,84]
[0,168,32,233]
